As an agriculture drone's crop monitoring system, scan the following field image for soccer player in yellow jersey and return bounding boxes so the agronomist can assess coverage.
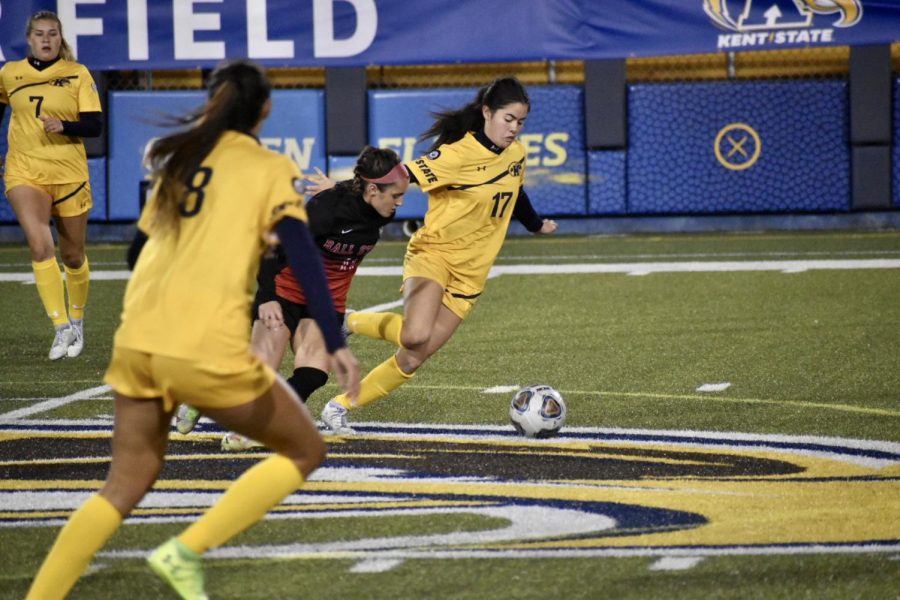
[321,76,558,434]
[26,60,360,600]
[0,11,102,359]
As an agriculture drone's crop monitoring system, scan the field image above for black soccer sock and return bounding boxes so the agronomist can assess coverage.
[287,367,328,402]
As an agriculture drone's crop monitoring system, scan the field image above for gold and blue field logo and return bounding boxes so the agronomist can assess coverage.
[2,420,898,567]
[704,0,863,49]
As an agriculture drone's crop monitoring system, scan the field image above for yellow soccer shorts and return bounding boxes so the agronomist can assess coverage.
[104,346,277,413]
[402,247,481,320]
[4,155,92,218]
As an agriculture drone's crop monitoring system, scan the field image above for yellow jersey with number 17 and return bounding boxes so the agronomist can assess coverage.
[404,132,526,293]
[0,59,101,183]
[114,130,308,365]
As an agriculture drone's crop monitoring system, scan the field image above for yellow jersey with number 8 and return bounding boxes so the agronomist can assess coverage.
[114,131,308,364]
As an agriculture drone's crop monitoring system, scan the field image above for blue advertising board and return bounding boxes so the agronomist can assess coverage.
[369,86,586,220]
[368,88,471,221]
[107,89,325,220]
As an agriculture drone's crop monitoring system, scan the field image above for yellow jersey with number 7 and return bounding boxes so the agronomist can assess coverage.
[0,58,101,183]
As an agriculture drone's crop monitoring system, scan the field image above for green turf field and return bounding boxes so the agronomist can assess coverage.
[1,230,899,599]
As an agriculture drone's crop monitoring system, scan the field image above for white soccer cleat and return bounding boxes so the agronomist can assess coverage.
[175,405,201,434]
[48,325,75,361]
[66,319,84,358]
[220,432,265,451]
[321,399,356,435]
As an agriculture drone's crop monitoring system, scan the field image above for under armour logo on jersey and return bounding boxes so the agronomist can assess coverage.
[476,165,487,171]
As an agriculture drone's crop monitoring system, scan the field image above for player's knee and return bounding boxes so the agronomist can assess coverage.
[60,248,85,269]
[29,240,56,263]
[400,323,430,350]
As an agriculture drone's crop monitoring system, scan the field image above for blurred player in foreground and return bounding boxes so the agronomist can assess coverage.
[26,59,359,600]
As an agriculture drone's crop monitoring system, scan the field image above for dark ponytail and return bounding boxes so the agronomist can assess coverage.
[351,146,403,195]
[420,76,530,153]
[144,60,271,233]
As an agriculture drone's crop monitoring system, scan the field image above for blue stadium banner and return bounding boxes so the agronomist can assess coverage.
[107,89,325,220]
[0,1,897,70]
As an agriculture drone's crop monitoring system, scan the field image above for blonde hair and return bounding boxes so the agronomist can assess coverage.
[27,11,74,61]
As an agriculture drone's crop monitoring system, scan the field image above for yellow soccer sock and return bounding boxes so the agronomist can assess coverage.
[348,311,404,347]
[178,455,304,554]
[64,256,90,321]
[334,354,413,410]
[26,494,123,600]
[32,258,69,326]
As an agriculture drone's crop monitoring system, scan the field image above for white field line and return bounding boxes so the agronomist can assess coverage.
[4,257,898,418]
[99,541,900,564]
[0,385,111,420]
[649,556,706,570]
[3,258,900,283]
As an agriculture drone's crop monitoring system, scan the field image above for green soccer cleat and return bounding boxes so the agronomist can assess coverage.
[175,405,201,435]
[147,538,209,600]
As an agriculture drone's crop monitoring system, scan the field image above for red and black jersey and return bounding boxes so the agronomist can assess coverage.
[259,180,392,312]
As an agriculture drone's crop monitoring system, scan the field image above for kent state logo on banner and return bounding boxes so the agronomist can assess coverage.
[705,0,863,49]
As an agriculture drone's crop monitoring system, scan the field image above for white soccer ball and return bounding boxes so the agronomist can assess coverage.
[509,384,567,438]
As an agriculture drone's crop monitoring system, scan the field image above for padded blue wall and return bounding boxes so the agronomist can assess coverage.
[3,79,895,226]
[627,80,849,214]
[893,77,900,208]
[587,150,626,215]
[0,107,11,223]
